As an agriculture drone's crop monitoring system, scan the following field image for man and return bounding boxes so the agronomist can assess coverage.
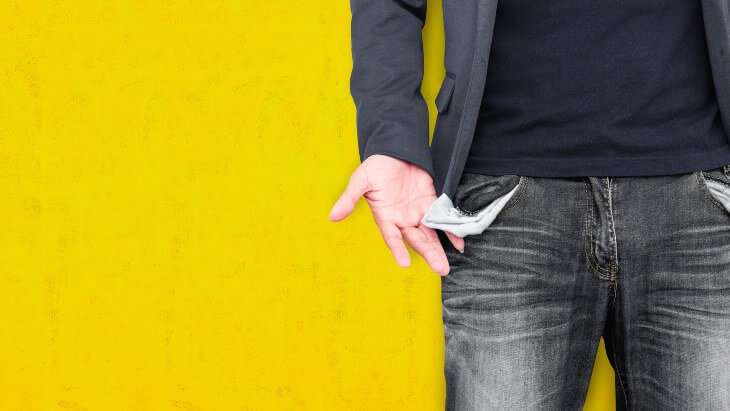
[329,0,730,409]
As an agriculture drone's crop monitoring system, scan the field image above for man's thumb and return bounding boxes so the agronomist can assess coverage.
[329,169,368,222]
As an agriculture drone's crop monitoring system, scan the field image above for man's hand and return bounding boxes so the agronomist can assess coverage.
[329,154,465,276]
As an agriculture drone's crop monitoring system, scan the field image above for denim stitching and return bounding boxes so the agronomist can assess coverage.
[602,177,620,275]
[500,176,529,215]
[607,178,620,277]
[583,179,614,278]
[582,179,615,280]
[453,205,481,216]
[583,181,610,280]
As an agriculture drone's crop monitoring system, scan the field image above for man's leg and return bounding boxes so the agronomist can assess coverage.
[603,168,730,410]
[440,174,612,410]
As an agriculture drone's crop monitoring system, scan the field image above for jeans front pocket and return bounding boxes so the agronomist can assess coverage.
[698,165,730,215]
[421,172,527,237]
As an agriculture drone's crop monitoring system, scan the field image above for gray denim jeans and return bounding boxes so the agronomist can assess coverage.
[433,165,730,410]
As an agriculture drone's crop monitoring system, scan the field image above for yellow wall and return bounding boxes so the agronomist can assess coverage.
[0,1,615,409]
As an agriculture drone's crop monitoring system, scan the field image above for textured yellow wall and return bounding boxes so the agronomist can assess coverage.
[0,1,615,409]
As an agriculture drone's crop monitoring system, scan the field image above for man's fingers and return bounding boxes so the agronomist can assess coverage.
[445,231,465,253]
[329,169,368,222]
[419,224,451,273]
[377,222,411,268]
[402,226,450,276]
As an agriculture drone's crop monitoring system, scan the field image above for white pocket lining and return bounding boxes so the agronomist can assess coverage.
[421,180,522,237]
[705,178,730,213]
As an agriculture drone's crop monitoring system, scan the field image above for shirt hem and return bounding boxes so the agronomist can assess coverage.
[463,145,730,177]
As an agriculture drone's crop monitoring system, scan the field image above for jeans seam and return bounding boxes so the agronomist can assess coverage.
[607,178,627,408]
[583,179,616,280]
[607,178,620,277]
[609,316,630,410]
[500,176,529,215]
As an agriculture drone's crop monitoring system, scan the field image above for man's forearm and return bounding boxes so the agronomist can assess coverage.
[349,0,434,178]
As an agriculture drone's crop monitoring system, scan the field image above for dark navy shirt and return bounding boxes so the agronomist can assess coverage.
[465,0,730,177]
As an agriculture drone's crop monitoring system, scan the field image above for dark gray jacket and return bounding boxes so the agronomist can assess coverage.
[349,0,730,199]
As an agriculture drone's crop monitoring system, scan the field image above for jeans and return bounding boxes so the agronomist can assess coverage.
[437,165,730,410]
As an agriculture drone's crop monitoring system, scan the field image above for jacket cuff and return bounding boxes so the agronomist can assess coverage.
[356,98,435,180]
[361,141,434,182]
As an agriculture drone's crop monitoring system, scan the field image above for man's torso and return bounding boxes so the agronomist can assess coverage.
[466,0,730,177]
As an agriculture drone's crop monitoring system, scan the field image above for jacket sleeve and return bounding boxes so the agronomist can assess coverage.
[349,0,434,179]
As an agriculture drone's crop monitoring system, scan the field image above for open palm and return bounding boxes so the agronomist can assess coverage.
[329,154,464,275]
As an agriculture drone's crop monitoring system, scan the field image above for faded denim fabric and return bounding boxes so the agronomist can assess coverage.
[437,166,730,410]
